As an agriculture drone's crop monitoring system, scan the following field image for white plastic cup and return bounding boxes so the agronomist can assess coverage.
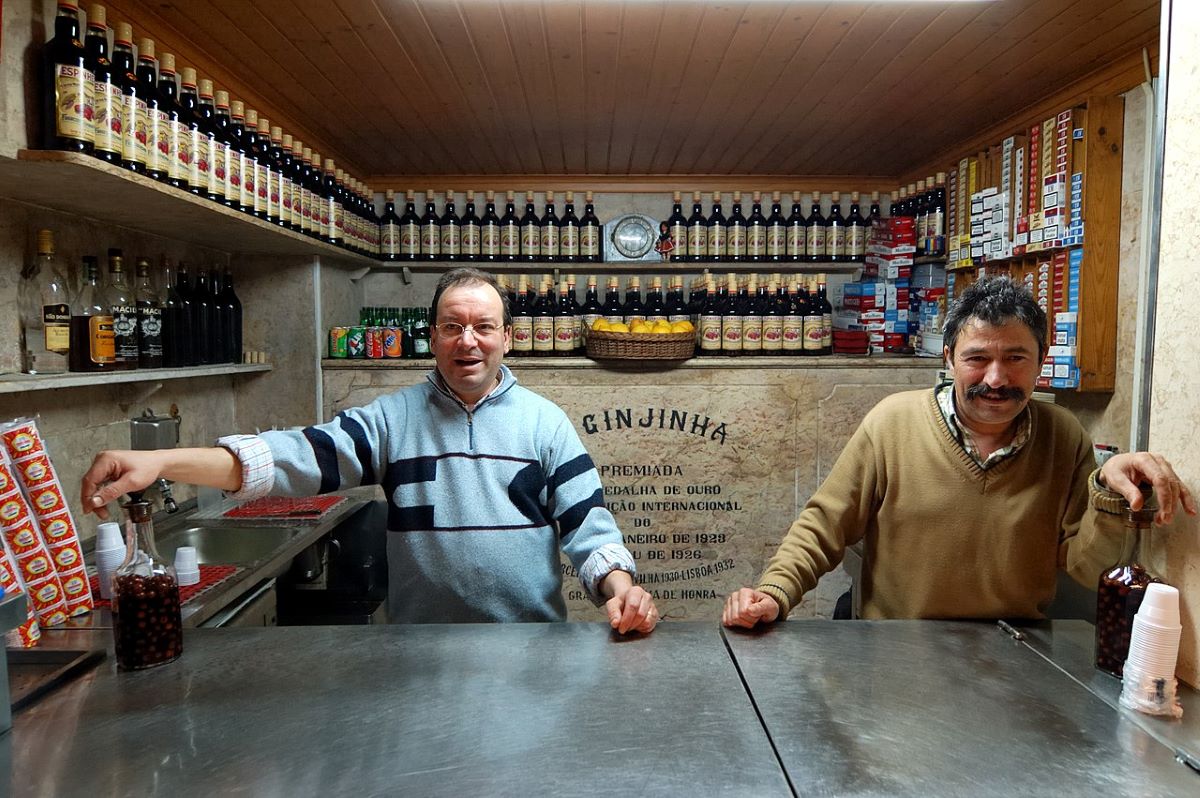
[1125,586,1183,678]
[1137,583,1181,627]
[173,546,200,586]
[94,522,125,600]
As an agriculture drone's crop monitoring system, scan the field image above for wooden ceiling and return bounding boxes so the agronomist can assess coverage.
[104,0,1160,182]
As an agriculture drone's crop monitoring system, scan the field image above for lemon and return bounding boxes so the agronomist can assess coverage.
[592,319,609,332]
[652,321,673,334]
[630,320,651,333]
[670,320,695,334]
[609,322,630,333]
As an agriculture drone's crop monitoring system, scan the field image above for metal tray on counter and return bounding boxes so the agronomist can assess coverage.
[7,647,106,711]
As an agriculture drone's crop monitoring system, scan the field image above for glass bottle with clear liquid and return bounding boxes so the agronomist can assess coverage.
[19,229,71,374]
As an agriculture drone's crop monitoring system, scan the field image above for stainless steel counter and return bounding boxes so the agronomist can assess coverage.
[3,623,789,797]
[5,621,1198,796]
[723,620,1199,796]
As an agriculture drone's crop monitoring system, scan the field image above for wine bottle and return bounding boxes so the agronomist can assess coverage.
[84,5,118,162]
[667,191,687,259]
[785,191,805,262]
[559,191,580,262]
[381,191,401,261]
[766,191,786,262]
[707,192,727,262]
[846,191,867,263]
[686,191,707,263]
[44,0,94,153]
[826,191,846,263]
[746,191,767,262]
[580,191,602,262]
[805,191,825,264]
[520,191,541,262]
[420,190,440,259]
[158,53,188,189]
[113,24,146,173]
[541,190,560,262]
[439,190,461,260]
[726,192,747,262]
[500,191,521,261]
[480,190,501,261]
[461,190,481,261]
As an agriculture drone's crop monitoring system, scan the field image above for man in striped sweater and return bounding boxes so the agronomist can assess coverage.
[82,268,658,633]
[723,276,1195,626]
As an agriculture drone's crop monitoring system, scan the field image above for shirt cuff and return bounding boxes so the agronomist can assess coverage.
[756,583,793,620]
[579,543,637,606]
[216,434,275,502]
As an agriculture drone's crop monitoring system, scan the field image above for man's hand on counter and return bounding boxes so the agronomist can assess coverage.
[1099,452,1197,526]
[722,588,780,629]
[601,570,658,634]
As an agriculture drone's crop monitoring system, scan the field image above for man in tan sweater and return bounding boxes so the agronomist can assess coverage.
[723,277,1196,625]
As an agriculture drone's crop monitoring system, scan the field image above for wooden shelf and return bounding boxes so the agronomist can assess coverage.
[0,151,374,266]
[373,259,866,275]
[0,363,272,395]
[321,356,937,371]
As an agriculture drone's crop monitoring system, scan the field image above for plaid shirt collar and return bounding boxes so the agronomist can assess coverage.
[935,383,1031,470]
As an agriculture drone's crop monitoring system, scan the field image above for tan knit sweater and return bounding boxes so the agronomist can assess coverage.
[758,389,1128,620]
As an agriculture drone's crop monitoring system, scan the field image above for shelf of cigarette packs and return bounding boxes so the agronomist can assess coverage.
[834,217,947,356]
[939,96,1122,392]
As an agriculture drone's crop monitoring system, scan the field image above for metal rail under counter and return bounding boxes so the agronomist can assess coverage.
[3,621,1198,796]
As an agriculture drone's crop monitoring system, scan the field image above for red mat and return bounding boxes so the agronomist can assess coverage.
[223,496,345,519]
[89,564,240,609]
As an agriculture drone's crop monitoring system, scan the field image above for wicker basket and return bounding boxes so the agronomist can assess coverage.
[586,329,695,361]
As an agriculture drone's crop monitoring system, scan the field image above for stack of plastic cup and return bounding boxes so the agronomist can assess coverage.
[1119,583,1184,718]
[94,522,125,601]
[173,546,200,587]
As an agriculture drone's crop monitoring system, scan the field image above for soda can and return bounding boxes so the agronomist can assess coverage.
[383,325,402,358]
[328,327,349,358]
[365,327,384,359]
[347,326,366,358]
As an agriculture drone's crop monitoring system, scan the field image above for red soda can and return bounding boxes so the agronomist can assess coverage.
[365,327,384,359]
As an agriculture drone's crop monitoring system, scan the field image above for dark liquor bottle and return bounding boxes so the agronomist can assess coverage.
[160,259,190,367]
[540,190,560,262]
[480,190,501,261]
[686,191,707,263]
[247,110,269,219]
[914,178,929,255]
[179,68,207,195]
[825,191,846,262]
[381,191,401,261]
[461,190,481,261]
[786,190,805,261]
[644,276,667,323]
[324,158,343,244]
[726,192,747,262]
[719,274,742,355]
[196,78,222,200]
[205,267,227,363]
[559,191,580,262]
[667,191,688,259]
[816,274,833,355]
[904,183,917,218]
[783,280,804,356]
[69,256,115,372]
[137,39,168,181]
[412,308,431,359]
[601,276,624,325]
[134,257,163,368]
[805,191,825,263]
[396,190,420,260]
[746,191,767,262]
[292,139,311,233]
[740,275,763,355]
[158,52,188,189]
[565,274,582,352]
[889,190,900,218]
[929,172,947,256]
[520,191,541,262]
[510,275,533,356]
[554,281,576,355]
[867,191,883,227]
[531,277,556,356]
[846,191,867,263]
[171,262,197,365]
[578,275,603,346]
[622,276,646,324]
[312,150,330,236]
[190,266,212,365]
[105,248,137,370]
[112,24,146,173]
[44,0,94,153]
[221,266,242,363]
[270,127,292,228]
[213,90,238,205]
[667,276,690,323]
[801,278,823,356]
[762,279,784,354]
[85,5,118,162]
[228,100,250,212]
[698,277,722,356]
[707,192,727,262]
[580,191,602,263]
[418,190,440,259]
[500,190,521,261]
[766,191,787,262]
[439,191,461,261]
[282,133,302,230]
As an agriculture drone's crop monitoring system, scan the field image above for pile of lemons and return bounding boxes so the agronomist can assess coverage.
[592,318,695,335]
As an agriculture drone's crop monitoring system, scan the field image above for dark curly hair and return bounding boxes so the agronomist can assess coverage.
[943,276,1047,359]
[429,268,512,327]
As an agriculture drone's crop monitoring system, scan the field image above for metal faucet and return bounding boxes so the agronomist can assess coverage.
[130,407,183,514]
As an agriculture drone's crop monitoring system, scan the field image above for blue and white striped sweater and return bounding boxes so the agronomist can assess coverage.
[221,365,634,623]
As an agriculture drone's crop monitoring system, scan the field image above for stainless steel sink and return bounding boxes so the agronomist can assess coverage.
[156,526,302,566]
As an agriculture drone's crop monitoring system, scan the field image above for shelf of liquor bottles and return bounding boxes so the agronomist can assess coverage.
[370,259,867,275]
[0,362,271,395]
[0,151,376,266]
[321,355,934,371]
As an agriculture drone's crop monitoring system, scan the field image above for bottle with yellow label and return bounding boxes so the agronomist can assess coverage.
[69,256,117,372]
[44,0,94,153]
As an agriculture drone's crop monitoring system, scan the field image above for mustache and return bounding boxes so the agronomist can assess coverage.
[965,383,1026,402]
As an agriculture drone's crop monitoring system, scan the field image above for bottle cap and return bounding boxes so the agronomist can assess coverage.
[811,190,821,200]
[585,191,594,202]
[445,189,454,202]
[733,191,742,201]
[160,52,176,73]
[258,118,270,134]
[36,229,54,255]
[137,38,155,58]
[245,107,258,126]
[752,190,761,201]
[871,190,880,201]
[486,190,495,200]
[214,90,230,108]
[87,4,106,27]
[270,125,282,141]
[180,67,197,87]
[546,190,554,201]
[229,99,244,117]
[198,78,214,98]
[385,190,395,201]
[673,190,681,201]
[851,191,860,201]
[114,21,132,45]
[282,132,293,147]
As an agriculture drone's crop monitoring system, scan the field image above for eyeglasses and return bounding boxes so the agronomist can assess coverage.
[434,322,503,339]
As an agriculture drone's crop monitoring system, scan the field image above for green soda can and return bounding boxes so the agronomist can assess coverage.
[328,327,349,358]
[347,326,366,358]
